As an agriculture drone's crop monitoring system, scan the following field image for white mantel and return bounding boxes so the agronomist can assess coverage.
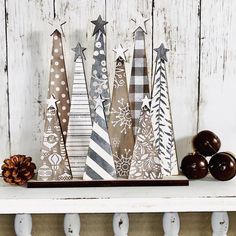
[0,176,235,214]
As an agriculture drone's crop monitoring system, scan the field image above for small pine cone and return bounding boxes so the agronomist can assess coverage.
[1,155,36,185]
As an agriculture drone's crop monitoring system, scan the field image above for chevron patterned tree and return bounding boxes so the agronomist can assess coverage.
[151,43,179,176]
[66,43,92,178]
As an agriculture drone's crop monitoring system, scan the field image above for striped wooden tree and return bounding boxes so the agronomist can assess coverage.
[66,43,92,178]
[83,96,117,180]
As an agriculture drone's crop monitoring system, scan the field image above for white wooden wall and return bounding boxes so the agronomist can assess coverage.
[1,0,236,166]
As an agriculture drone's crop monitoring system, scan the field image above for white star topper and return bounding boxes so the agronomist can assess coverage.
[113,44,128,61]
[131,12,149,34]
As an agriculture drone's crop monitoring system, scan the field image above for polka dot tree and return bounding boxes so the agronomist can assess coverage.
[37,19,72,181]
[48,26,70,141]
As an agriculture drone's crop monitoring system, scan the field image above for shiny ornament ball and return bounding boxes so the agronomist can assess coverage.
[193,130,221,156]
[209,152,236,181]
[181,152,208,179]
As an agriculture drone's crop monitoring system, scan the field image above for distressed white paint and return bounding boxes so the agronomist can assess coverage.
[153,0,200,163]
[0,178,236,213]
[113,213,129,236]
[0,0,9,158]
[14,214,32,236]
[64,213,81,236]
[211,212,229,236]
[163,212,180,236]
[7,0,52,167]
[0,0,236,234]
[106,0,153,90]
[55,0,105,93]
[199,0,236,154]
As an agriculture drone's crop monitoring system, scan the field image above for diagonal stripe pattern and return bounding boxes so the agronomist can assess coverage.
[83,97,117,180]
[129,28,149,136]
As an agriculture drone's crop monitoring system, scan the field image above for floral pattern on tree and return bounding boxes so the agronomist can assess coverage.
[129,96,162,180]
[108,49,134,179]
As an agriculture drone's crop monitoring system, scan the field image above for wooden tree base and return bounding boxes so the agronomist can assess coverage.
[27,175,188,188]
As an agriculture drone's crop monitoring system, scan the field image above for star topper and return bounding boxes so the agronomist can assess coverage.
[47,95,58,110]
[91,15,108,36]
[48,17,66,36]
[113,44,128,61]
[95,95,105,110]
[72,42,86,61]
[131,12,149,34]
[141,95,151,110]
[154,43,169,62]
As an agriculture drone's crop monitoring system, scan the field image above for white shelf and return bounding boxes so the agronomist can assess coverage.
[0,176,236,214]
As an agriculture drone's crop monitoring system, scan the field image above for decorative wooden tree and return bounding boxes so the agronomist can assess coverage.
[83,96,117,180]
[129,96,162,179]
[66,43,92,178]
[151,43,179,176]
[38,19,72,181]
[89,15,111,123]
[129,13,150,136]
[38,96,72,181]
[47,18,70,143]
[108,44,134,178]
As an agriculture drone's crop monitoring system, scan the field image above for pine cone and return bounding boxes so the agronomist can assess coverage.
[1,155,36,185]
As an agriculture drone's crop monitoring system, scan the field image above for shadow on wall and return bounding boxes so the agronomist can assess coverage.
[176,136,194,167]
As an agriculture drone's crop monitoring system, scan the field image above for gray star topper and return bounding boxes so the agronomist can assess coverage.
[131,12,149,34]
[95,95,105,109]
[72,42,86,61]
[91,15,108,36]
[154,43,169,62]
[141,95,151,110]
[113,44,128,61]
[48,17,66,36]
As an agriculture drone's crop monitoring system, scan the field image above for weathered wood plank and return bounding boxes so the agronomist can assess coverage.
[55,0,106,91]
[153,0,200,162]
[106,0,153,89]
[0,0,10,160]
[199,0,236,153]
[7,0,53,166]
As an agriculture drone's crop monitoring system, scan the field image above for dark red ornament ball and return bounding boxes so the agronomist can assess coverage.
[193,130,221,156]
[209,152,236,181]
[181,152,208,179]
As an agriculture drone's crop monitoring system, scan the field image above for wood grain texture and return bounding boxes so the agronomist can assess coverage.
[0,0,9,159]
[55,0,106,92]
[106,0,153,90]
[153,0,200,162]
[7,0,53,166]
[199,0,236,154]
